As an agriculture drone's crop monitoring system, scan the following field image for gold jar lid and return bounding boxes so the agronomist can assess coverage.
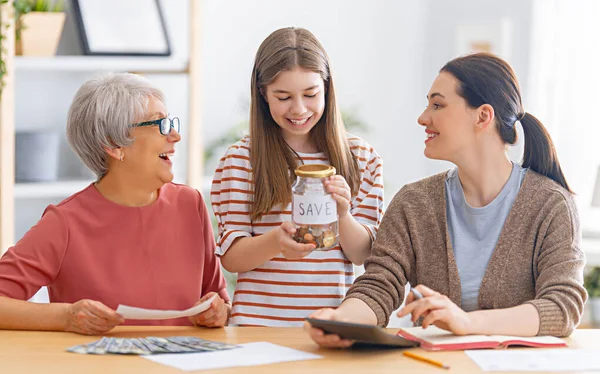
[294,164,336,178]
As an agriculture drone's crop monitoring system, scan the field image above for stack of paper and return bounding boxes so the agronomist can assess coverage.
[143,342,322,371]
[466,349,600,372]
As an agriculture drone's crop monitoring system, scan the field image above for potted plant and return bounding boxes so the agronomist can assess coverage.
[0,0,12,94]
[584,267,600,327]
[15,0,65,56]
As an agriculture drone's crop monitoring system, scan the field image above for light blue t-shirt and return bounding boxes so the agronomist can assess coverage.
[445,163,527,312]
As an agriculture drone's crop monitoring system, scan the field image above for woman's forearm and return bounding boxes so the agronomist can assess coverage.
[468,303,540,336]
[0,296,68,331]
[338,214,372,265]
[336,297,378,324]
[219,230,280,273]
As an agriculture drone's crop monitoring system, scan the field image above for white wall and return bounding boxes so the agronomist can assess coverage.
[201,0,430,195]
[420,0,534,175]
[201,0,535,196]
[527,0,600,233]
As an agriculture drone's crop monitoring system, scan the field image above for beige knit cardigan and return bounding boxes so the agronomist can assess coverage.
[346,170,587,336]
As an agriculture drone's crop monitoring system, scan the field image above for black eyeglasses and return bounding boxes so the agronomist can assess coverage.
[132,117,181,135]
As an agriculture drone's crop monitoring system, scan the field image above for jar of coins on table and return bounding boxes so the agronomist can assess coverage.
[291,164,338,250]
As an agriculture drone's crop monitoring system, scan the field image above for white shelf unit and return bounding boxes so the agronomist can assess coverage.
[0,0,203,252]
[14,177,213,200]
[14,180,95,199]
[15,56,188,73]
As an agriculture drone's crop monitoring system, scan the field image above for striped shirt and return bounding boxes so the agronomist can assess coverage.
[211,135,384,326]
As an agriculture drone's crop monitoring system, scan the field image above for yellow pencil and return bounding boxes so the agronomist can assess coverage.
[403,351,450,370]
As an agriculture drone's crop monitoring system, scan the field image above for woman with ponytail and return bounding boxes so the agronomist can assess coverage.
[307,53,586,347]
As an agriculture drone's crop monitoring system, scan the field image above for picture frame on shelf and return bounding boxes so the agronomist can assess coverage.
[71,0,171,56]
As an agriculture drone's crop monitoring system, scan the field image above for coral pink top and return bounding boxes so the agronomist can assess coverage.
[0,183,229,326]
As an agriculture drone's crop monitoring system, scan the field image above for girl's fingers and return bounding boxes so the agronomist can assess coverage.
[288,238,316,252]
[286,242,315,253]
[328,185,350,197]
[281,221,296,231]
[331,193,349,203]
[326,175,349,185]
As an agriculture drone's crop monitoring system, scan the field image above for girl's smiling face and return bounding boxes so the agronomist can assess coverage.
[264,66,325,151]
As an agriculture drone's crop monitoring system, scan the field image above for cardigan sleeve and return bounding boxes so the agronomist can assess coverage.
[525,193,587,337]
[344,188,417,326]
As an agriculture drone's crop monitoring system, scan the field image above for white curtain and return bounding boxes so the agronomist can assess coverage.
[528,0,600,234]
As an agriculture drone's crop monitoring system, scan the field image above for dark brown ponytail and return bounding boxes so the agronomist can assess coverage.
[441,53,572,193]
[519,112,571,191]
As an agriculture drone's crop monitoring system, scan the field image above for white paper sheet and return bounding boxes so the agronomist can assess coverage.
[116,295,216,320]
[143,342,323,371]
[466,349,600,372]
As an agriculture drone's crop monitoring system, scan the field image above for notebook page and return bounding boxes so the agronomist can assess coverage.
[489,335,565,345]
[400,326,496,345]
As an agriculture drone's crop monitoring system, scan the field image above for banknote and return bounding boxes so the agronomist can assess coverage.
[66,336,238,355]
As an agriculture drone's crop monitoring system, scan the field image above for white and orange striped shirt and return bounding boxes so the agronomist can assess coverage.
[210,135,384,326]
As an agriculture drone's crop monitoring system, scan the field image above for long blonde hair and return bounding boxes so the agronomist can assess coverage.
[250,27,360,221]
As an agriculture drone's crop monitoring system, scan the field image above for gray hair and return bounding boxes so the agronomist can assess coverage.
[66,72,165,178]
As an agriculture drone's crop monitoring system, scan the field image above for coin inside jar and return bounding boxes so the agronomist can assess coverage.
[322,231,336,247]
[292,224,337,249]
[292,164,339,250]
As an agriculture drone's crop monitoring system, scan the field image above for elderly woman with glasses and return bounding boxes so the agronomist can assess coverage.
[0,73,230,335]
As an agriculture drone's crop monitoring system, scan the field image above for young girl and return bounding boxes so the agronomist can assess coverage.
[211,27,384,326]
[308,53,586,348]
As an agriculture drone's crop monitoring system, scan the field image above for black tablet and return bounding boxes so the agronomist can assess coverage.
[305,318,419,348]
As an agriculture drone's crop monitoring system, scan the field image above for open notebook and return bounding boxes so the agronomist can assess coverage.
[397,326,567,351]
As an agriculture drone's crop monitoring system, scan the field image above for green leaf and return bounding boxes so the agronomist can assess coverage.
[584,267,600,295]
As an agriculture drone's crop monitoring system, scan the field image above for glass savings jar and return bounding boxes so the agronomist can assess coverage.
[292,164,338,250]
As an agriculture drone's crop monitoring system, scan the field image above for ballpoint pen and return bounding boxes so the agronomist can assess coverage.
[410,287,423,300]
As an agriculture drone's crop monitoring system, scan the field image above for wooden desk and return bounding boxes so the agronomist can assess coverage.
[1,327,599,373]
